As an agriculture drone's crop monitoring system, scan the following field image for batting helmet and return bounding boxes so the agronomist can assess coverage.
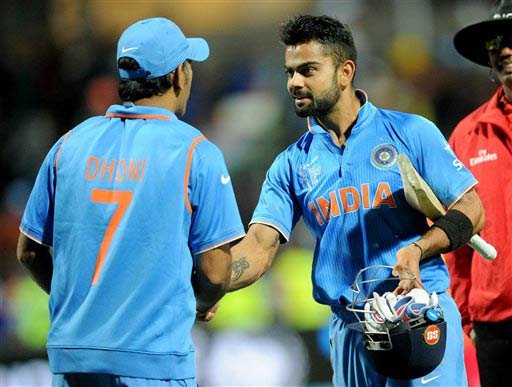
[346,265,447,380]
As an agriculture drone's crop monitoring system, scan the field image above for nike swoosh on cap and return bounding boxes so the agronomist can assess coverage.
[121,46,138,53]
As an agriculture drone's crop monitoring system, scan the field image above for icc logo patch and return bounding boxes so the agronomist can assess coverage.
[298,156,321,190]
[370,144,398,169]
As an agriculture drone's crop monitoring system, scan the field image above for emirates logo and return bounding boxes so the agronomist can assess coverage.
[469,149,498,166]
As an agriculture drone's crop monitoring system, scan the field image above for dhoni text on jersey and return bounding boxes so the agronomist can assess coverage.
[85,156,147,183]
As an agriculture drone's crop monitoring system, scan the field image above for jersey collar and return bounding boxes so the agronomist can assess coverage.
[474,87,510,128]
[306,89,372,134]
[105,103,176,120]
[306,116,326,134]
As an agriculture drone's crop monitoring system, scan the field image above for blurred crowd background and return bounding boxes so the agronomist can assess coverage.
[0,0,496,385]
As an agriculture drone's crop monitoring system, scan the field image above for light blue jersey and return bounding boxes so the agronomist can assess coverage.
[20,104,245,380]
[252,90,473,385]
[252,91,476,307]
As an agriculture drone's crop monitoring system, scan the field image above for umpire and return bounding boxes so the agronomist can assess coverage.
[446,1,512,386]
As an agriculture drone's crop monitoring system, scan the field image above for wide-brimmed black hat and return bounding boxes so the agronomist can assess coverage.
[454,0,512,67]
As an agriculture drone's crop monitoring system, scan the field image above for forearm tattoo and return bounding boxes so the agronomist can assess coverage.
[231,257,250,281]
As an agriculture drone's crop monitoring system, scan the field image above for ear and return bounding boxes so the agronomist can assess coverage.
[171,64,187,92]
[337,60,356,88]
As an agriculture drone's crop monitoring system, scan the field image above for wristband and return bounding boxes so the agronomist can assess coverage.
[411,242,424,259]
[432,209,473,251]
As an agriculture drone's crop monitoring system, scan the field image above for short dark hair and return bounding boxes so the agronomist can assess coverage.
[279,15,357,67]
[118,57,172,102]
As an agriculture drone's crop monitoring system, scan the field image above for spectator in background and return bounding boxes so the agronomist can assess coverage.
[446,1,512,386]
[16,17,244,386]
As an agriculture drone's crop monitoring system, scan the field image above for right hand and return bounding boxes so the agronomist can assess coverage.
[392,243,422,295]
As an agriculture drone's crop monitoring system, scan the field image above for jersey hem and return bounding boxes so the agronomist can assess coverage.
[446,180,478,209]
[47,347,195,379]
[19,224,52,247]
[249,219,290,243]
[195,232,246,254]
[191,227,246,254]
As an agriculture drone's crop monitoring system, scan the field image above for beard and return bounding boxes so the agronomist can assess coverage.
[293,77,341,118]
[495,66,512,90]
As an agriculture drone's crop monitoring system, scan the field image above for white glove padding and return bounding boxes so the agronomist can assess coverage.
[406,288,439,307]
[373,292,414,323]
[430,291,438,307]
[401,289,440,321]
[364,300,384,333]
[364,289,439,331]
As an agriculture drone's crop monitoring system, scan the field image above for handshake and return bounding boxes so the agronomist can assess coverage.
[364,288,440,333]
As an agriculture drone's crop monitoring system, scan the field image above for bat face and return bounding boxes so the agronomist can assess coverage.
[397,153,497,260]
[397,154,446,220]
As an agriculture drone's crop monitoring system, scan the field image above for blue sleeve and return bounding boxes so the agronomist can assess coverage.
[406,116,477,207]
[20,138,63,246]
[251,151,302,242]
[188,140,245,254]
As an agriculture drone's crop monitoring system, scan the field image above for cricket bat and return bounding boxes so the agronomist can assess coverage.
[397,153,497,260]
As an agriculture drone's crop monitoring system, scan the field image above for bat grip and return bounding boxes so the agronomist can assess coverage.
[467,235,497,260]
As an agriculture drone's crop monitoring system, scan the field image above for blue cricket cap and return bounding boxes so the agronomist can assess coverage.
[117,17,210,80]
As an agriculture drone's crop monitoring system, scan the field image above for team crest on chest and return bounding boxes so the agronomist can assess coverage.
[298,156,321,189]
[371,144,398,169]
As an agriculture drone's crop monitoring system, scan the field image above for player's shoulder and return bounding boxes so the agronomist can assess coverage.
[274,131,314,165]
[70,115,108,134]
[193,137,225,161]
[157,118,216,153]
[375,107,441,144]
[57,115,114,149]
[375,107,436,130]
[49,116,105,152]
[161,117,204,141]
[171,117,201,133]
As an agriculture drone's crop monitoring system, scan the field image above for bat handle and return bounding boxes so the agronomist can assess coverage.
[467,235,497,260]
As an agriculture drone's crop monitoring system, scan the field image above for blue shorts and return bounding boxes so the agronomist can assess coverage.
[329,292,467,386]
[52,373,197,387]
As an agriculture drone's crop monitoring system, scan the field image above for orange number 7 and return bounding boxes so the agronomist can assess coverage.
[90,189,133,285]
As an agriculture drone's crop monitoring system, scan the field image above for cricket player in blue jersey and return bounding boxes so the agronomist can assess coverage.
[228,16,485,386]
[17,18,244,386]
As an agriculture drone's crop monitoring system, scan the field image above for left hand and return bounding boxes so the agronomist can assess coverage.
[392,244,422,295]
[196,303,219,322]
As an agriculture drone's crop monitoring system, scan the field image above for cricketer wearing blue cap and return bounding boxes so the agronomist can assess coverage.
[227,16,486,386]
[17,17,244,387]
